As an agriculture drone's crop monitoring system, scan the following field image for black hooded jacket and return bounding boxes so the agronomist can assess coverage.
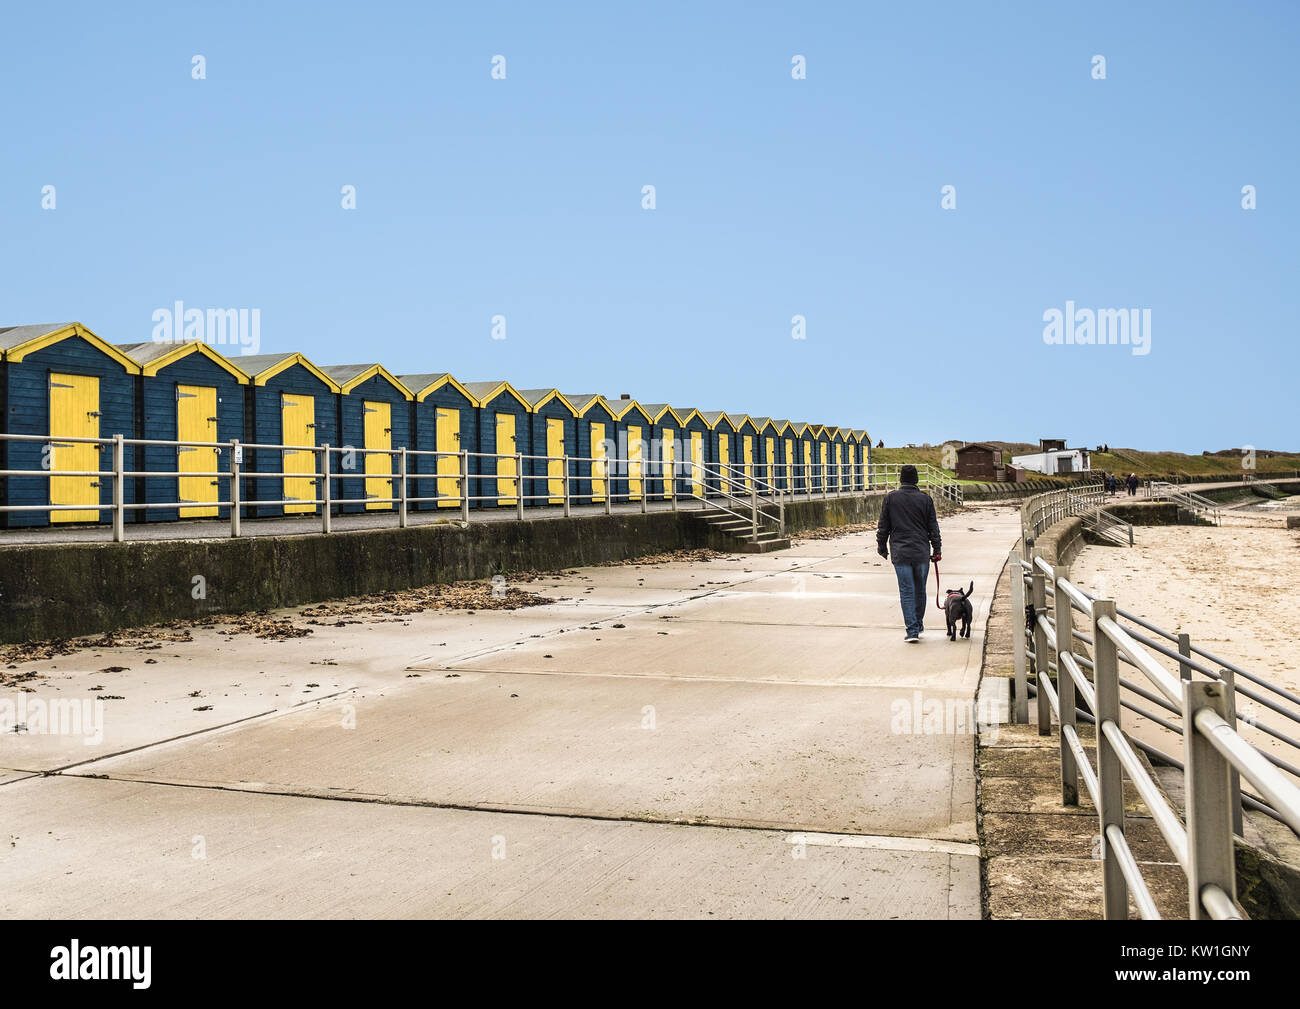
[876,484,942,565]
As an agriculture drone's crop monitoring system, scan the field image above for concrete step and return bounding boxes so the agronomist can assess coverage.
[736,537,791,553]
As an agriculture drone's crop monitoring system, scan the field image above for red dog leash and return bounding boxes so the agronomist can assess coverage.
[933,556,945,611]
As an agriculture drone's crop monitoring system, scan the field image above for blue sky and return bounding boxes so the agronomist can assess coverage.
[3,1,1295,452]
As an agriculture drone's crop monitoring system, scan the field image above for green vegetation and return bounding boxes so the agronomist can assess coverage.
[869,442,1300,483]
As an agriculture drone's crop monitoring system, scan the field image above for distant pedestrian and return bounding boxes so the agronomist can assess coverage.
[1107,473,1117,495]
[877,464,942,643]
[1127,473,1138,496]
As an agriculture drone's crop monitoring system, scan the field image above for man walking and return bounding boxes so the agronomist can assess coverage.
[876,465,942,643]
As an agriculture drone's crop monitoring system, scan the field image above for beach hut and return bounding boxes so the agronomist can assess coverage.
[637,404,684,499]
[790,422,816,495]
[0,323,141,528]
[321,364,413,514]
[399,373,478,512]
[565,393,619,505]
[606,397,652,502]
[849,430,868,489]
[462,381,531,508]
[830,428,849,493]
[698,411,738,497]
[751,418,777,489]
[516,389,579,507]
[814,425,834,494]
[673,408,711,499]
[766,419,792,491]
[240,352,342,518]
[117,340,249,522]
[729,414,759,494]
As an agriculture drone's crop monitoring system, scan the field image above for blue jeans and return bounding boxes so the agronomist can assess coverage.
[893,561,929,637]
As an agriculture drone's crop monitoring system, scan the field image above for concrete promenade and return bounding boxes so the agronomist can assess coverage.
[0,508,1020,918]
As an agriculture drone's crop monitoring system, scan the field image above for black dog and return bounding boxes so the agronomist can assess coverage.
[944,581,974,641]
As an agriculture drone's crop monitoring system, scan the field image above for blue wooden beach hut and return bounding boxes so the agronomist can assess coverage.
[462,381,531,508]
[117,340,249,522]
[398,373,478,511]
[240,352,342,518]
[0,323,141,528]
[321,364,413,514]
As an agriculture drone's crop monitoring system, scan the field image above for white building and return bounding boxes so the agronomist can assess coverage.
[1011,447,1091,475]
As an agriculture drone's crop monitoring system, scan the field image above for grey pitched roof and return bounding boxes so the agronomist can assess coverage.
[320,363,378,384]
[698,411,728,426]
[515,388,565,408]
[116,341,181,365]
[397,372,455,393]
[235,352,296,376]
[0,323,77,351]
[563,393,608,414]
[462,381,512,402]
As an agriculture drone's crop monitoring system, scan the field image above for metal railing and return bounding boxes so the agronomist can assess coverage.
[867,462,964,504]
[1081,507,1134,547]
[1145,481,1222,525]
[1010,547,1300,919]
[1021,482,1107,542]
[0,431,881,541]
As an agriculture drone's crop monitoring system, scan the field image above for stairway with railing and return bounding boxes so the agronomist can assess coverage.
[1145,480,1223,525]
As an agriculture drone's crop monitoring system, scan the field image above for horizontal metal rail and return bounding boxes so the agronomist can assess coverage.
[0,432,884,541]
[1012,533,1300,921]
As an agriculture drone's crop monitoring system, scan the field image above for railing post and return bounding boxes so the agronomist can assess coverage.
[751,479,759,538]
[460,450,470,523]
[397,447,408,528]
[1009,551,1028,724]
[1177,633,1192,681]
[1031,551,1051,737]
[229,439,242,538]
[1055,561,1078,805]
[604,461,612,515]
[320,445,332,533]
[670,456,678,513]
[1182,679,1237,920]
[516,453,524,520]
[1092,599,1128,920]
[563,456,572,517]
[1219,668,1244,836]
[111,433,125,542]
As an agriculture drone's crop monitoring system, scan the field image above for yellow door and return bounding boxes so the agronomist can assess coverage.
[660,428,675,498]
[177,384,219,518]
[765,436,774,486]
[590,421,606,501]
[436,407,460,507]
[546,417,565,504]
[281,394,316,514]
[627,425,643,499]
[718,434,730,495]
[690,432,703,496]
[48,373,100,522]
[835,444,843,491]
[820,443,829,490]
[803,442,813,491]
[743,435,753,489]
[363,400,392,510]
[784,437,793,488]
[496,412,517,505]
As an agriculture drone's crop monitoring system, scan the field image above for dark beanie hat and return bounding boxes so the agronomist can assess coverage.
[901,464,918,485]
